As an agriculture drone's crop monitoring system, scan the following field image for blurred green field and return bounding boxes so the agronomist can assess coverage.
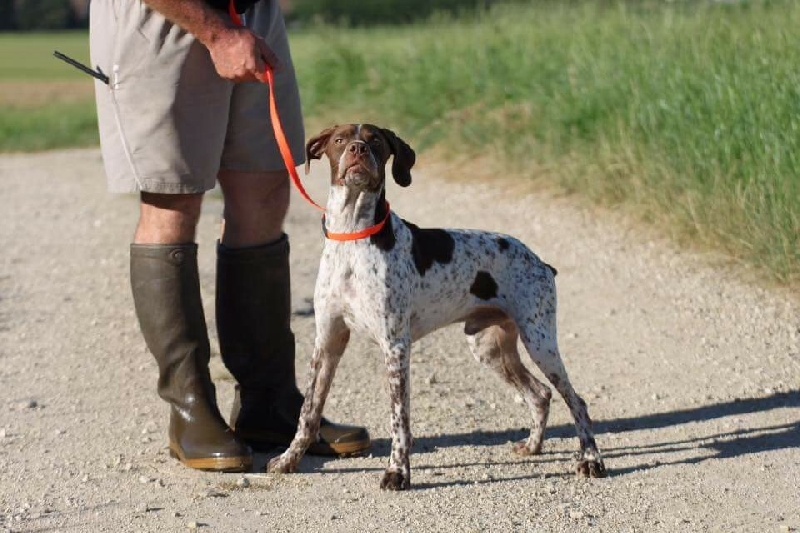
[0,32,90,80]
[0,32,97,150]
[0,2,797,284]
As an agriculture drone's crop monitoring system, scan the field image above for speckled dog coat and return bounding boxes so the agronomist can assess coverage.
[267,124,606,490]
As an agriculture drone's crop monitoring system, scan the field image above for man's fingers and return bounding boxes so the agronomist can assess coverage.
[255,39,282,73]
[207,28,279,82]
[254,54,267,82]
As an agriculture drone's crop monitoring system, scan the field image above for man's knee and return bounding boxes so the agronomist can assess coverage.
[135,192,204,245]
[244,172,290,214]
[218,170,291,247]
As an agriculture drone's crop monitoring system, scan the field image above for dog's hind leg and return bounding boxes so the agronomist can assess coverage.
[267,317,350,474]
[464,314,552,456]
[514,294,606,478]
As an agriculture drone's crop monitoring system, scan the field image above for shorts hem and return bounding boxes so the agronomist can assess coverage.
[108,176,214,195]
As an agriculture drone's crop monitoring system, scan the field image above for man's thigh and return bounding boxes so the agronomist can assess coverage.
[91,1,232,194]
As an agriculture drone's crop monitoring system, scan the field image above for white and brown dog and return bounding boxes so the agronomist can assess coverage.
[267,124,606,490]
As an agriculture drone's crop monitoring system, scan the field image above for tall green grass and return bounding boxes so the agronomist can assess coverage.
[0,102,98,151]
[292,1,800,284]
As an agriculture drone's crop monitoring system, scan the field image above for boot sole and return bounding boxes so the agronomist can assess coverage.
[308,439,371,457]
[238,431,371,457]
[169,445,252,472]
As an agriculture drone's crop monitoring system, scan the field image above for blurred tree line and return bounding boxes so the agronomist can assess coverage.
[0,0,88,30]
[0,0,492,31]
[287,0,493,26]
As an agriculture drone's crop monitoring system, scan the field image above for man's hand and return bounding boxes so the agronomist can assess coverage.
[206,26,281,83]
[142,0,280,83]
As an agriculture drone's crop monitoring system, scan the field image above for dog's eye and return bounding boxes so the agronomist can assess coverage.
[334,137,345,145]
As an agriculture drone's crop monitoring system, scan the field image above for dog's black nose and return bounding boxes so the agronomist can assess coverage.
[348,141,369,156]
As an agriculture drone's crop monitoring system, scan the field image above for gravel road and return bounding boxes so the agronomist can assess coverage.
[1,149,798,532]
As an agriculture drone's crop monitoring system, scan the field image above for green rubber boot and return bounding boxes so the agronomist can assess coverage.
[131,243,252,472]
[216,235,370,456]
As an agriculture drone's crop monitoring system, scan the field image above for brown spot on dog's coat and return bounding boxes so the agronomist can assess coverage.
[470,271,498,300]
[404,221,455,275]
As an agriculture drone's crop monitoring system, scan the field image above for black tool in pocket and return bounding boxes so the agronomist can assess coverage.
[53,50,109,85]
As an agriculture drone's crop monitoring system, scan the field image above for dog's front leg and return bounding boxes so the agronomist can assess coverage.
[380,337,412,490]
[267,327,349,474]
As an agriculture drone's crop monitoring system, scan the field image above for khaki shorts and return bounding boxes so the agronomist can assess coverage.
[89,0,305,194]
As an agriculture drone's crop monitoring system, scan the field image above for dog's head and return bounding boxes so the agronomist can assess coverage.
[305,124,416,191]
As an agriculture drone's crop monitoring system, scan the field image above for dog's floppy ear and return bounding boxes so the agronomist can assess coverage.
[305,126,337,175]
[380,128,416,187]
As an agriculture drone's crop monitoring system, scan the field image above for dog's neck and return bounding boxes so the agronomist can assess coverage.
[324,185,387,235]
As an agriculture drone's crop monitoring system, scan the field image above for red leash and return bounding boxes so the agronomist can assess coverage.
[227,4,390,242]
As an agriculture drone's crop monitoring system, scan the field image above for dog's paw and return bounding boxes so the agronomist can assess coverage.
[575,451,607,478]
[380,470,410,491]
[266,455,297,474]
[511,439,542,456]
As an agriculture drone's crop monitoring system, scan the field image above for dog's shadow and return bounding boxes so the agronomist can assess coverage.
[591,390,800,476]
[252,391,800,487]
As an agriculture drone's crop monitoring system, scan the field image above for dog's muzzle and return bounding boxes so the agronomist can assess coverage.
[340,141,379,187]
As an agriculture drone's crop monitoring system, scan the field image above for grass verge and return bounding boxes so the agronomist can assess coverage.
[292,0,800,284]
[0,101,98,152]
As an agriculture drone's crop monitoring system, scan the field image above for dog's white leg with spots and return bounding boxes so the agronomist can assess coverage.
[267,319,350,474]
[302,124,607,484]
[464,317,553,455]
[515,289,606,478]
[380,337,412,490]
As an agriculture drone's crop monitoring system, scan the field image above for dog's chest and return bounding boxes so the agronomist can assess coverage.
[316,234,418,332]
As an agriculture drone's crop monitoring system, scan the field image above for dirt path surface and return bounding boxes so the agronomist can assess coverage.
[1,149,798,533]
